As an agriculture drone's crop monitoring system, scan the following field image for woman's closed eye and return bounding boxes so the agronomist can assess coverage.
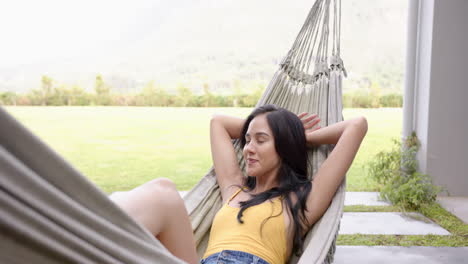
[256,135,269,143]
[245,138,266,144]
[245,133,269,144]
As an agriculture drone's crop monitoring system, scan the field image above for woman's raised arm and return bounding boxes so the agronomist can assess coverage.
[210,115,245,202]
[303,116,368,225]
[305,117,367,146]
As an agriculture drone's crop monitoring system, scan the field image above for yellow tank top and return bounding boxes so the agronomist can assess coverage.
[203,188,288,264]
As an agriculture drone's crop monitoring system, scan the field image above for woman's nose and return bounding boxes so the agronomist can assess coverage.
[244,142,255,153]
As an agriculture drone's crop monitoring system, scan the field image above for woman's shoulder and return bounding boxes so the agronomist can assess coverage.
[221,185,243,204]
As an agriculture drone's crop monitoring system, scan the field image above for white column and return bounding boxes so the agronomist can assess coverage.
[403,0,434,173]
[402,0,419,140]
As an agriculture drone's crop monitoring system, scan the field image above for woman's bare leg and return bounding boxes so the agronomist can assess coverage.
[111,178,198,264]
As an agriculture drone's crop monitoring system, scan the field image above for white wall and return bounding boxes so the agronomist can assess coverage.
[405,0,468,196]
[426,0,468,196]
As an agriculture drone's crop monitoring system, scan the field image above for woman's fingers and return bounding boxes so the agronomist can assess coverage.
[302,114,319,126]
[298,113,321,130]
[303,114,318,122]
[297,112,308,119]
[298,113,317,122]
[311,125,321,132]
[304,117,321,130]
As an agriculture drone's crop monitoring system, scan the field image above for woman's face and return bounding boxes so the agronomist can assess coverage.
[243,114,281,179]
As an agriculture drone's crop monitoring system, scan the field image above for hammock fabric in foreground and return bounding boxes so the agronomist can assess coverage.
[0,107,185,264]
[0,0,345,263]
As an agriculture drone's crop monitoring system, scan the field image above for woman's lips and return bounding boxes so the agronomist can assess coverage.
[247,158,258,165]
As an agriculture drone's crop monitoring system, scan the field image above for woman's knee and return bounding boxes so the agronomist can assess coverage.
[144,178,184,208]
[146,177,177,191]
[138,178,179,199]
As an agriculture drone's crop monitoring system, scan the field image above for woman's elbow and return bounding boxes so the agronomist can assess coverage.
[353,116,368,136]
[210,114,223,127]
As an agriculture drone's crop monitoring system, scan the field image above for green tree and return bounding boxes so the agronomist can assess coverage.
[243,84,264,107]
[70,85,90,105]
[94,74,111,105]
[49,85,70,106]
[27,89,43,105]
[202,83,214,107]
[0,92,18,105]
[232,79,243,107]
[175,84,193,107]
[140,80,170,106]
[154,85,171,106]
[140,80,157,106]
[41,75,54,105]
[369,81,381,108]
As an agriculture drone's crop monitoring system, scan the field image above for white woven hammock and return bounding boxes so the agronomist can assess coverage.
[186,1,346,263]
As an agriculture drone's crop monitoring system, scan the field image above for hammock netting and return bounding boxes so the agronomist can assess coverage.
[0,0,346,263]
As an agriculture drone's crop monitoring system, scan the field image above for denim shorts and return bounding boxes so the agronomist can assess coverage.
[200,250,270,264]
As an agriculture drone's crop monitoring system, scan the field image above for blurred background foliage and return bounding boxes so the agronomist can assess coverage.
[0,0,407,108]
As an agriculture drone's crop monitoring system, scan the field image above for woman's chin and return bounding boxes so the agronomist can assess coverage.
[246,170,256,177]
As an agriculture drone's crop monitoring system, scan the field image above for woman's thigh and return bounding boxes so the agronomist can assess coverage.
[112,178,178,234]
[112,178,199,264]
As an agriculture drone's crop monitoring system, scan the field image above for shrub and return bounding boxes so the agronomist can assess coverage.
[380,93,403,107]
[343,91,376,108]
[352,91,374,108]
[343,91,403,108]
[367,132,441,210]
[0,92,18,105]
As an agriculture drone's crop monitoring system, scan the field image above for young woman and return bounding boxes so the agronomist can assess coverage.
[112,104,367,264]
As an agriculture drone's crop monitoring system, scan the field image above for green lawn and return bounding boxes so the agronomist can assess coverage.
[4,106,402,193]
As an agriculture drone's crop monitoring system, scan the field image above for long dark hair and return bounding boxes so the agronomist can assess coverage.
[238,104,312,256]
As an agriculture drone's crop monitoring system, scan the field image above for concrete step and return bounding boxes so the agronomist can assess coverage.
[334,246,468,264]
[340,212,450,235]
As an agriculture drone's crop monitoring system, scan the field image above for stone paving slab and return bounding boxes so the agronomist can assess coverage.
[437,196,468,224]
[345,192,390,206]
[339,212,451,235]
[334,246,468,264]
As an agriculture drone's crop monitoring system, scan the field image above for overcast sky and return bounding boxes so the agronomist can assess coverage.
[0,0,407,94]
[0,0,163,67]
